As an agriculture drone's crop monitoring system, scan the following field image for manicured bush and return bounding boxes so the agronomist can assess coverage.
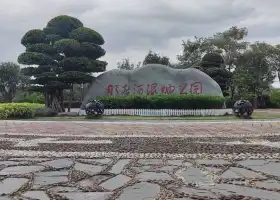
[97,94,225,109]
[0,103,44,119]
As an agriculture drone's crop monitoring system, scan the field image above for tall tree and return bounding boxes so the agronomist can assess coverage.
[18,15,107,112]
[177,26,249,98]
[177,36,218,69]
[143,51,170,66]
[209,26,249,71]
[236,42,276,106]
[117,58,141,70]
[0,62,21,102]
[208,26,249,98]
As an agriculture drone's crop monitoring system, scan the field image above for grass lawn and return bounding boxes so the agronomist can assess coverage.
[17,111,280,121]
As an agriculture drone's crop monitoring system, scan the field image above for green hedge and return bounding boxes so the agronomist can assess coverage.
[97,94,225,109]
[270,90,280,108]
[0,103,44,119]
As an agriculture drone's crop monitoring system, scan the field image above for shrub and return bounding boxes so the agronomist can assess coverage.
[97,94,225,109]
[13,92,45,104]
[0,103,44,119]
[270,90,280,108]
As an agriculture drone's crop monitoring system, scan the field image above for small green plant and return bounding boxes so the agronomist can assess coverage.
[0,103,44,119]
[97,94,225,109]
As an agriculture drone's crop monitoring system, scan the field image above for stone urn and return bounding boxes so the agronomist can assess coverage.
[85,100,104,117]
[233,100,254,118]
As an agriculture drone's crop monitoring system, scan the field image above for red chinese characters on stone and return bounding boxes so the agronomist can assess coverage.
[106,84,120,95]
[121,84,130,95]
[106,85,114,95]
[147,83,157,95]
[190,82,202,94]
[134,84,144,95]
[106,82,203,96]
[179,83,188,94]
[161,84,175,94]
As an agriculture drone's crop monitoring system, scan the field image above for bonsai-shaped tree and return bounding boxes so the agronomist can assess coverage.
[18,15,107,112]
[200,53,232,96]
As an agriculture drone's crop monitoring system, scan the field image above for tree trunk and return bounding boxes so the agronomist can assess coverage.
[44,92,49,107]
[3,88,16,102]
[61,91,65,113]
[51,94,63,113]
[253,97,258,109]
[68,85,73,112]
[58,90,65,112]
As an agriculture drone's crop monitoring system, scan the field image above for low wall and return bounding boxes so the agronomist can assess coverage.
[78,109,232,116]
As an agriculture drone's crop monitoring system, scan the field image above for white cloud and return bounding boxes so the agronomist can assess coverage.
[0,0,280,87]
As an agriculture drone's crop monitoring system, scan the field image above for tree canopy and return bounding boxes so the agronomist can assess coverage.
[0,62,21,102]
[117,58,141,70]
[143,51,170,66]
[18,15,107,112]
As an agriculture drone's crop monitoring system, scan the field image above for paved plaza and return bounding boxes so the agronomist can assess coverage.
[1,120,280,199]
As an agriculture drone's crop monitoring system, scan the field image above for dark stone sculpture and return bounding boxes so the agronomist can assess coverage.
[85,100,104,116]
[233,100,254,118]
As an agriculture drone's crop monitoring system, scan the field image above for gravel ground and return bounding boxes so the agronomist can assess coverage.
[1,136,280,154]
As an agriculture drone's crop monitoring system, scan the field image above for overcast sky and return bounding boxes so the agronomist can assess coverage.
[1,0,280,87]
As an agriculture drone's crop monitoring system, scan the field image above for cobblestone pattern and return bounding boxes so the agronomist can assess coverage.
[1,157,280,200]
[1,120,280,199]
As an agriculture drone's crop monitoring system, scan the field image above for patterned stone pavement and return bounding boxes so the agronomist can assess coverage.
[2,157,280,199]
[1,120,280,199]
[1,120,280,136]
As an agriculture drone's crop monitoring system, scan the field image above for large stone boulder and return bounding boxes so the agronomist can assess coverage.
[81,64,224,109]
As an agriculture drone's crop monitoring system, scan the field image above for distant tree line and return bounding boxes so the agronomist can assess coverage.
[117,26,280,107]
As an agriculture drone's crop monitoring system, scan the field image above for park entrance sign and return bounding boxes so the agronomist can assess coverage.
[81,64,223,109]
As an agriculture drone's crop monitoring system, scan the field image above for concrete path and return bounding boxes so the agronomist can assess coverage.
[1,120,280,199]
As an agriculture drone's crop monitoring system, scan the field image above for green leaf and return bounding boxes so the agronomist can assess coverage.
[54,39,80,56]
[59,57,107,73]
[69,27,104,45]
[26,43,56,55]
[59,71,94,84]
[18,52,54,66]
[21,29,46,47]
[80,42,106,59]
[45,15,83,37]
